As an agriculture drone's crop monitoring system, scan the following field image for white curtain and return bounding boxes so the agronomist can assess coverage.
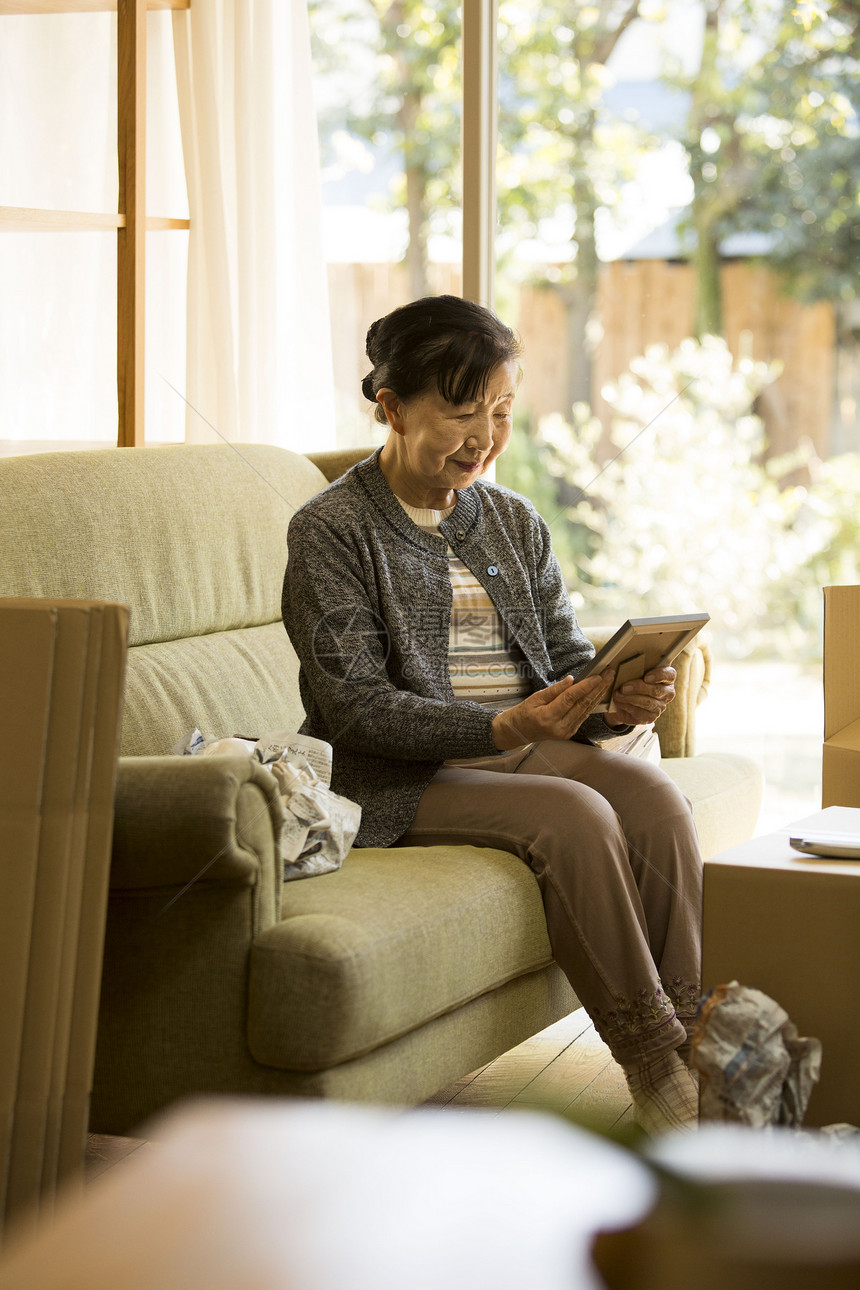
[0,11,190,449]
[172,0,335,449]
[0,2,334,454]
[0,12,118,450]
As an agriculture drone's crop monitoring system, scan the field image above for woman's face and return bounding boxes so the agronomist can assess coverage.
[378,358,518,508]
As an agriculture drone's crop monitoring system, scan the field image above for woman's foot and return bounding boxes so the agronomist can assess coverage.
[624,1048,699,1136]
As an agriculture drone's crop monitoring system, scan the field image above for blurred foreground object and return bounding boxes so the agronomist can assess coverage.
[694,981,822,1127]
[0,1099,654,1290]
[594,1124,860,1290]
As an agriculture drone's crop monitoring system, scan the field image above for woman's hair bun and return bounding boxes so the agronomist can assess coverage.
[365,318,382,360]
[361,371,376,402]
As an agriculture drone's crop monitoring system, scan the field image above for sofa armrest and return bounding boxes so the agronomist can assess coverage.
[584,627,711,759]
[111,756,286,898]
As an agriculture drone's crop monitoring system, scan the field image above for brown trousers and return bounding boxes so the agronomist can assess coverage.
[396,740,703,1065]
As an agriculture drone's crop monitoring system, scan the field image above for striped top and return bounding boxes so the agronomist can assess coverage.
[399,499,532,712]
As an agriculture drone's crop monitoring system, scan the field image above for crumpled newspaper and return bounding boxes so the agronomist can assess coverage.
[172,728,361,881]
[693,981,822,1128]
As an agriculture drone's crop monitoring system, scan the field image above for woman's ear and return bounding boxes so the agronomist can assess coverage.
[376,388,406,435]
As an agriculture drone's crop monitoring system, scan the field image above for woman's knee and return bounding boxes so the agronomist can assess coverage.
[531,774,616,825]
[525,780,630,870]
[615,756,692,814]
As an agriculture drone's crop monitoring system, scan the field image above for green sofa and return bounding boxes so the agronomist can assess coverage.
[1,443,762,1134]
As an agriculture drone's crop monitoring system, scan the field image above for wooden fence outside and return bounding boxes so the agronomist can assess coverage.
[327,258,845,459]
[594,260,835,459]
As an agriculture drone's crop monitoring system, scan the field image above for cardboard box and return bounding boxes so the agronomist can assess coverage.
[57,603,129,1183]
[0,605,58,1226]
[703,807,860,1128]
[40,604,104,1198]
[0,598,128,1234]
[823,584,860,808]
[6,604,92,1217]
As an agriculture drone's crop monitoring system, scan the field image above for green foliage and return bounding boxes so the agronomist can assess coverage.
[365,0,462,212]
[502,336,845,659]
[495,1,658,282]
[732,106,860,304]
[673,0,860,323]
[309,0,462,293]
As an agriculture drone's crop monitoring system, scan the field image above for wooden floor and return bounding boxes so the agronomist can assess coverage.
[85,1008,632,1180]
[423,1007,634,1131]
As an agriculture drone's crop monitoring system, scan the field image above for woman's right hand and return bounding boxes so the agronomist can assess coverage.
[492,670,614,750]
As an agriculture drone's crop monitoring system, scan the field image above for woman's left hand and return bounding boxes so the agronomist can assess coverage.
[603,666,677,729]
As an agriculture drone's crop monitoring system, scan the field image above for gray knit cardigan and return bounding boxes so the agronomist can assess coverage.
[282,448,620,847]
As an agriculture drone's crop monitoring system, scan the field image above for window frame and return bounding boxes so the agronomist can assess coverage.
[461,0,498,310]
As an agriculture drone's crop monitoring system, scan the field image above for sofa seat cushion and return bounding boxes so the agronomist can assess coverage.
[663,752,763,861]
[247,845,555,1071]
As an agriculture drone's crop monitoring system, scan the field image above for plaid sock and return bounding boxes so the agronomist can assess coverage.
[624,1048,699,1137]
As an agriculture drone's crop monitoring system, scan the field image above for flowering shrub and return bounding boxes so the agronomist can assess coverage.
[500,336,842,659]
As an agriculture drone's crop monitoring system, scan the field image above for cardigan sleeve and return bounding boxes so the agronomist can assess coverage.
[282,508,499,764]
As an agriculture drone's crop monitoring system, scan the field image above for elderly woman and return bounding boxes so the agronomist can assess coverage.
[282,295,702,1134]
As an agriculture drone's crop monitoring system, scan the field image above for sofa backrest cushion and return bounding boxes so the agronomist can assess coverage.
[1,443,327,647]
[119,623,306,756]
[1,443,329,756]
